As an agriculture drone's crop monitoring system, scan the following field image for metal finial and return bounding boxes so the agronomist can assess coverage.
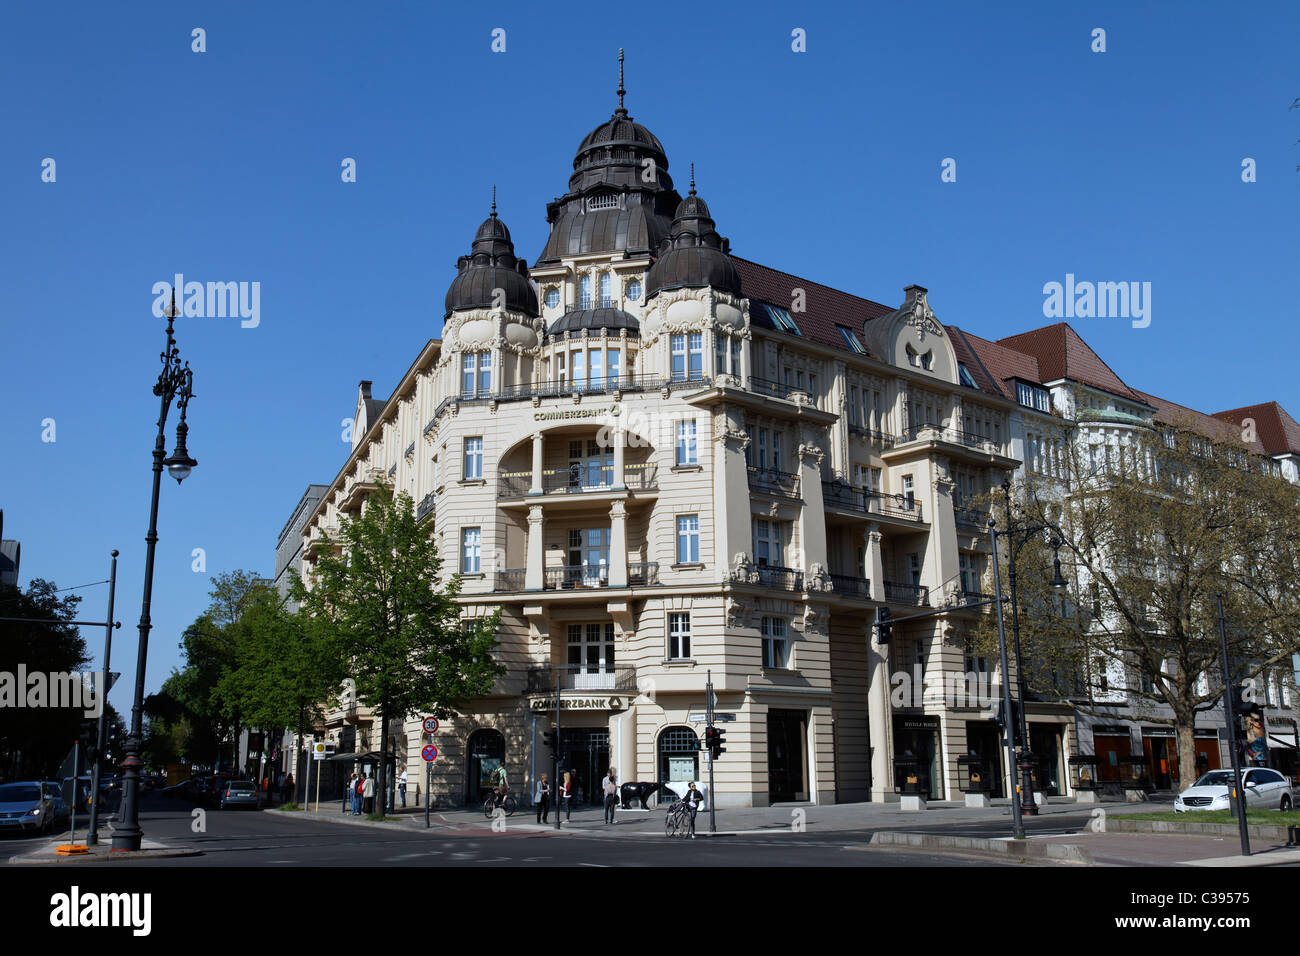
[689,162,696,196]
[617,48,626,113]
[491,184,497,217]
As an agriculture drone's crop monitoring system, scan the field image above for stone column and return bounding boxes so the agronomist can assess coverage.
[868,633,897,801]
[530,431,544,495]
[525,504,545,590]
[612,424,626,490]
[865,524,884,601]
[608,499,628,587]
[796,441,827,574]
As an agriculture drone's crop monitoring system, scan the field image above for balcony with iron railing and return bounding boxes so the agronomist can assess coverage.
[821,481,924,522]
[498,462,658,499]
[526,664,639,694]
[756,565,804,591]
[830,573,872,600]
[747,377,803,401]
[884,580,931,606]
[847,425,899,447]
[416,492,435,523]
[900,423,1006,455]
[494,562,659,592]
[748,466,801,499]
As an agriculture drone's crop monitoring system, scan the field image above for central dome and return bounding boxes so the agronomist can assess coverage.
[536,51,681,265]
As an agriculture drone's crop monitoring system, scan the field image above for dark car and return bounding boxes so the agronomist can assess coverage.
[0,781,60,835]
[218,780,260,810]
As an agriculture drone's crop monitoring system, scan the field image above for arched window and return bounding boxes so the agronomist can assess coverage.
[657,726,701,804]
[599,273,612,308]
[580,275,593,309]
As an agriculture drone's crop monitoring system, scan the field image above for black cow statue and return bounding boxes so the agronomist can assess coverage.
[619,781,665,810]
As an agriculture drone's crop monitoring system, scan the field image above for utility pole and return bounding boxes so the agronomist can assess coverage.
[554,668,562,831]
[989,523,1025,839]
[1217,595,1250,857]
[87,550,118,846]
[706,670,716,833]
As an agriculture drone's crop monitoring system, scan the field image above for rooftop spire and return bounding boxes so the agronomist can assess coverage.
[616,48,626,115]
[490,184,497,218]
[689,162,696,196]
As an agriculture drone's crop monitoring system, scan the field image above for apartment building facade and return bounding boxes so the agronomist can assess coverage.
[295,80,1299,808]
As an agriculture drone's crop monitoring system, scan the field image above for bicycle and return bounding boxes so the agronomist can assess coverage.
[664,798,695,838]
[483,791,517,818]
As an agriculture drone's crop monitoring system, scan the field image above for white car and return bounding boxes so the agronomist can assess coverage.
[1174,768,1293,812]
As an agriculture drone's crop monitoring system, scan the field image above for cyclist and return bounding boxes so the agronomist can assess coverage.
[683,781,704,838]
[491,763,510,810]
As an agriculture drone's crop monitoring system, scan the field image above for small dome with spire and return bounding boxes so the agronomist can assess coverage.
[445,190,540,317]
[644,166,741,299]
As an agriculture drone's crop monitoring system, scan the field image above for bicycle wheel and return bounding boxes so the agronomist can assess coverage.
[504,795,517,816]
[665,807,682,838]
[483,799,494,819]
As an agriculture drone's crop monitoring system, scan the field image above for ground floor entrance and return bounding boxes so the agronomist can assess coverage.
[893,715,942,800]
[964,720,1004,797]
[767,709,808,802]
[1029,724,1065,796]
[1142,730,1179,790]
[558,727,609,805]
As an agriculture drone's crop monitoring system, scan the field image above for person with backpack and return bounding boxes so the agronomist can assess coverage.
[362,772,375,814]
[350,772,362,815]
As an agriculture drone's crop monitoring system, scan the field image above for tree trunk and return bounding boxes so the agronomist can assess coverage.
[1176,723,1197,795]
[295,703,306,804]
[377,709,390,818]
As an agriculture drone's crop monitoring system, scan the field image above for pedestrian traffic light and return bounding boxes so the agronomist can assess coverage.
[542,730,557,751]
[874,606,892,643]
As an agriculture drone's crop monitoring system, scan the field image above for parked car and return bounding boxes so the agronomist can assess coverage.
[218,780,260,810]
[42,783,70,827]
[0,781,61,835]
[1174,767,1293,812]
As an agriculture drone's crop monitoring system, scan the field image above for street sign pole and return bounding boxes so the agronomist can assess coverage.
[554,669,562,831]
[87,549,118,846]
[1218,595,1250,857]
[706,669,716,834]
[425,732,432,829]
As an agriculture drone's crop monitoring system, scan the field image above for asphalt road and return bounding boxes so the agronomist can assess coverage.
[21,794,1033,867]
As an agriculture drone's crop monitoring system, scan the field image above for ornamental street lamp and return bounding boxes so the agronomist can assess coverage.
[113,289,197,852]
[992,479,1067,823]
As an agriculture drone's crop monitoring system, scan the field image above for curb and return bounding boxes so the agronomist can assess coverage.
[8,845,203,864]
[1107,817,1298,842]
[267,809,421,830]
[863,830,1094,864]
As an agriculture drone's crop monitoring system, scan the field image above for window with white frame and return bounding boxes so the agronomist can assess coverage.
[579,274,593,309]
[463,437,483,480]
[461,527,481,573]
[676,515,700,564]
[607,348,620,385]
[762,616,790,669]
[568,622,615,682]
[849,386,861,425]
[670,333,703,381]
[753,518,784,567]
[902,474,915,509]
[461,352,491,397]
[599,272,612,308]
[668,613,691,660]
[676,419,698,465]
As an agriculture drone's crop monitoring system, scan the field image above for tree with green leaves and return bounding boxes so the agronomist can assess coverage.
[975,414,1300,788]
[295,483,503,816]
[0,579,90,778]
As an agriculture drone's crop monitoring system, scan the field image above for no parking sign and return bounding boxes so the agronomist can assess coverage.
[422,744,438,762]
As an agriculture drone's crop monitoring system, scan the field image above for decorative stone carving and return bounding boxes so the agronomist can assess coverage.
[797,442,824,465]
[726,596,750,629]
[902,286,944,342]
[807,563,834,593]
[723,551,761,585]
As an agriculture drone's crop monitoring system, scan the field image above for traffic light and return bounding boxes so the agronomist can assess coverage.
[874,606,892,643]
[78,721,99,766]
[995,699,1024,747]
[713,728,726,758]
[542,730,557,751]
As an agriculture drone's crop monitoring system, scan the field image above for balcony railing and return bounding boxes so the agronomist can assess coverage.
[526,665,638,695]
[747,377,802,401]
[821,481,924,522]
[757,565,804,591]
[903,423,1004,453]
[498,463,658,498]
[494,563,658,592]
[830,574,872,600]
[848,425,898,447]
[954,505,987,529]
[748,466,801,499]
[884,580,931,606]
[416,492,435,522]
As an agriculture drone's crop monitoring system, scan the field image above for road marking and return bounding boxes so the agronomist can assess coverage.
[577,862,608,867]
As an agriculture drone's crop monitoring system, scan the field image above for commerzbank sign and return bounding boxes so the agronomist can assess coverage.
[530,696,626,711]
[533,406,620,422]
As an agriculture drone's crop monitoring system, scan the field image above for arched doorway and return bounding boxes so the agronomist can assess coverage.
[657,726,701,804]
[466,729,505,803]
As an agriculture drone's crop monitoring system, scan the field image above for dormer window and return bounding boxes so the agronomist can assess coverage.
[958,364,978,389]
[837,326,866,353]
[906,344,934,370]
[626,279,642,302]
[1016,382,1051,413]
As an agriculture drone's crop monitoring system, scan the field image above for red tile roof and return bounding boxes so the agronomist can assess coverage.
[947,326,1042,400]
[1211,402,1300,457]
[730,256,893,355]
[995,323,1150,406]
[1132,390,1267,454]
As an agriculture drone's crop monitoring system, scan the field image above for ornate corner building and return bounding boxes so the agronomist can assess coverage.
[293,69,1300,809]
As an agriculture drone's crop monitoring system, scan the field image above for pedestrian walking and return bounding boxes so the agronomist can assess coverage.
[535,773,551,824]
[277,771,287,803]
[684,781,703,838]
[560,771,573,821]
[398,769,408,808]
[602,767,618,824]
[284,772,294,803]
[362,772,375,814]
[350,772,363,815]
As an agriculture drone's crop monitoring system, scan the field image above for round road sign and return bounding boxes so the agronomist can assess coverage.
[421,744,438,762]
[422,717,439,734]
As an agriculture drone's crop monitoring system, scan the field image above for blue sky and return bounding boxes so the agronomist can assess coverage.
[2,1,1297,709]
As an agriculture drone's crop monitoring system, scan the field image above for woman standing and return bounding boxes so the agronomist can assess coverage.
[560,771,573,821]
